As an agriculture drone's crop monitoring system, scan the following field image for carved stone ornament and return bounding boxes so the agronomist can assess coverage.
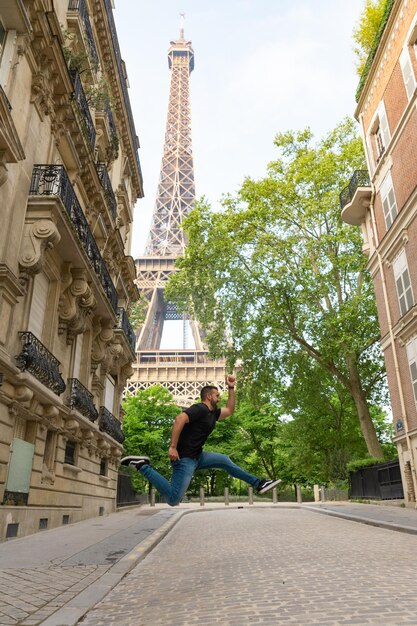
[58,263,97,342]
[19,218,60,276]
[30,68,55,120]
[91,317,114,369]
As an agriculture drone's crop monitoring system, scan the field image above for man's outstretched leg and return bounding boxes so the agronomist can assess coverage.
[196,451,281,494]
[121,455,196,506]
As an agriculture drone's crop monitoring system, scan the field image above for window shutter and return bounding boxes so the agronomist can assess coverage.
[393,250,414,316]
[28,272,49,339]
[400,48,416,100]
[378,102,390,149]
[407,337,417,404]
[380,173,397,229]
[366,134,375,174]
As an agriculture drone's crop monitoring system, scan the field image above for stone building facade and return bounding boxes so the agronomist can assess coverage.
[341,0,417,502]
[0,0,143,539]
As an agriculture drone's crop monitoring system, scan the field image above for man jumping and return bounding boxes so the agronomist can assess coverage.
[121,375,281,506]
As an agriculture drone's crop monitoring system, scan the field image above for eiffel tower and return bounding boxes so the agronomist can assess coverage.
[126,17,226,407]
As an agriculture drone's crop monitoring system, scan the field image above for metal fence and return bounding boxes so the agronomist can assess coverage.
[117,469,147,507]
[349,459,404,500]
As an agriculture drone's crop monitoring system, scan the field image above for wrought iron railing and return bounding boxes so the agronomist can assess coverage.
[117,307,136,352]
[16,332,66,396]
[96,163,117,218]
[98,406,125,443]
[68,0,99,69]
[103,0,141,176]
[67,378,98,422]
[69,69,96,149]
[339,170,371,211]
[106,102,117,140]
[29,165,118,312]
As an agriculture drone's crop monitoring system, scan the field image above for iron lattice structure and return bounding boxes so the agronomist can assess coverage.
[127,22,226,407]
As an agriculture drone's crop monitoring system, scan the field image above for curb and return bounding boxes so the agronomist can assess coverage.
[304,505,417,536]
[38,509,189,626]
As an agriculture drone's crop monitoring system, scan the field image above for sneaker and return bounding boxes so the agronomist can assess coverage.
[257,478,282,494]
[120,455,150,470]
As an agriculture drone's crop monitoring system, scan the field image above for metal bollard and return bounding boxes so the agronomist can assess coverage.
[224,487,229,506]
[320,486,326,502]
[272,487,278,504]
[150,487,155,507]
[249,486,254,505]
[199,487,205,506]
[313,484,320,502]
[296,485,302,503]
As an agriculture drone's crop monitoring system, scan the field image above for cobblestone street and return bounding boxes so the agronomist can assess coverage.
[80,508,417,626]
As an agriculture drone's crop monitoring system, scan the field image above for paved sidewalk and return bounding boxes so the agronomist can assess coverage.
[0,506,181,626]
[2,501,417,625]
[306,501,417,534]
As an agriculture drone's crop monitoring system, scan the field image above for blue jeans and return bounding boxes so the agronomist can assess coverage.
[140,451,261,506]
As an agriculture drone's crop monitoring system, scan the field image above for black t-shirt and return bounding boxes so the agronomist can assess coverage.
[177,403,221,459]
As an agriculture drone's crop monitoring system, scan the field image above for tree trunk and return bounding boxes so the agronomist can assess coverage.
[346,356,383,458]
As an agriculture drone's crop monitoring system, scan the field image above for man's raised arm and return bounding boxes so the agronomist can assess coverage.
[219,374,236,419]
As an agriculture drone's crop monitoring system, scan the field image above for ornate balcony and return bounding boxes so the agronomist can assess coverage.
[29,165,118,312]
[117,307,136,352]
[69,69,96,149]
[68,0,99,69]
[96,163,117,218]
[106,103,117,141]
[340,170,372,226]
[103,0,141,176]
[16,332,66,396]
[98,406,125,444]
[67,378,98,422]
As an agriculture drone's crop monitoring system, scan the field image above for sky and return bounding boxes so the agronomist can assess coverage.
[112,1,365,348]
[113,1,365,258]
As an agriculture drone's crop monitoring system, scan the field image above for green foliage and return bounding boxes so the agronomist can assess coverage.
[346,456,387,472]
[122,385,180,492]
[353,0,387,75]
[354,0,396,100]
[61,29,92,74]
[167,117,387,463]
[128,297,148,332]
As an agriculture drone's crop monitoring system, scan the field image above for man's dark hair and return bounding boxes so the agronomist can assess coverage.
[201,385,218,401]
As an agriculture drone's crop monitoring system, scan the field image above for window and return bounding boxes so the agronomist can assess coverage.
[99,458,107,476]
[406,337,417,406]
[28,272,50,339]
[370,101,390,163]
[72,333,83,380]
[400,47,416,101]
[0,25,17,86]
[43,430,57,471]
[104,375,115,414]
[64,440,77,465]
[0,22,6,59]
[380,172,398,229]
[393,250,414,316]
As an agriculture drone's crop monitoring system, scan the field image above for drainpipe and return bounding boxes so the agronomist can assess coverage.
[358,112,417,503]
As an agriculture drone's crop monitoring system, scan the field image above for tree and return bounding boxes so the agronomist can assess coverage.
[167,118,386,459]
[122,386,180,492]
[353,0,389,76]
